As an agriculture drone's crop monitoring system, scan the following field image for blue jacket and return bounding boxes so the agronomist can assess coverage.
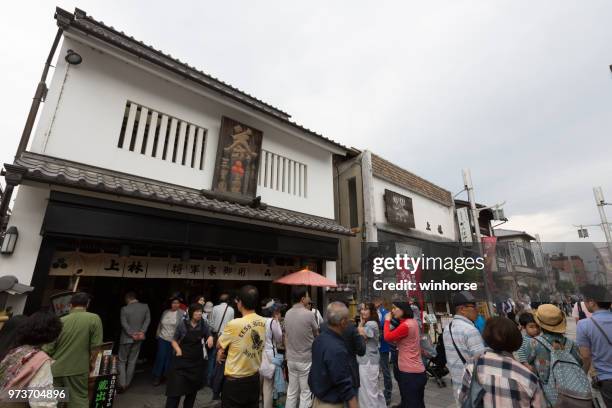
[308,326,357,404]
[378,306,390,353]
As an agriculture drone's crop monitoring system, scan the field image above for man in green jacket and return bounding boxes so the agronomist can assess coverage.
[45,292,103,408]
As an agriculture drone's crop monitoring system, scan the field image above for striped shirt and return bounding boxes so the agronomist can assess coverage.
[443,315,486,399]
[515,334,532,363]
[459,351,545,408]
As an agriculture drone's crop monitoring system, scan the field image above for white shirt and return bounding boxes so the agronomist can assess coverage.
[264,318,283,361]
[210,302,234,334]
[159,310,179,341]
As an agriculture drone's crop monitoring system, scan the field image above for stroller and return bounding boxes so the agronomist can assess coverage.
[422,330,449,388]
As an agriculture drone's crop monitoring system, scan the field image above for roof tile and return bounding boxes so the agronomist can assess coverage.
[371,153,453,207]
[12,152,352,236]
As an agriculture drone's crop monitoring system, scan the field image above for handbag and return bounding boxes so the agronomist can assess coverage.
[461,358,484,408]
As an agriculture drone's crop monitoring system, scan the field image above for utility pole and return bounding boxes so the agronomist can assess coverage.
[463,169,482,244]
[462,169,492,306]
[593,186,612,256]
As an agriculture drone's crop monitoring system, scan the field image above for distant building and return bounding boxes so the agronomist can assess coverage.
[493,229,549,300]
[335,150,456,303]
[549,254,587,288]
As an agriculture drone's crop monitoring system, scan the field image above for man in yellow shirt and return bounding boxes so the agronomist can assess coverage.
[217,285,266,408]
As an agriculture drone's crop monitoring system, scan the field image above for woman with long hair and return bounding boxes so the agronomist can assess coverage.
[357,302,386,408]
[384,302,426,408]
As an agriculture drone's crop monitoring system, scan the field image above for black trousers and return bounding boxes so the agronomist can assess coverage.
[390,347,401,384]
[398,371,427,408]
[222,374,260,408]
[165,392,197,408]
[601,379,612,408]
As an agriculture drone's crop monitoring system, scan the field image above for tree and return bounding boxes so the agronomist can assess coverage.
[556,280,575,294]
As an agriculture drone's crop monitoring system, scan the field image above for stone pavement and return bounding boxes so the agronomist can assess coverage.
[114,367,456,408]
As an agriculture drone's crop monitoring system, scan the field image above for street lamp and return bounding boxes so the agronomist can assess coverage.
[0,226,18,255]
[65,49,82,65]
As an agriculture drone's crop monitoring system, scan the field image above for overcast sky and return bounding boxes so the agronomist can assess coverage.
[1,1,611,242]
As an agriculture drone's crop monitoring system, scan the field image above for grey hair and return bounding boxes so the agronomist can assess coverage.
[325,301,349,327]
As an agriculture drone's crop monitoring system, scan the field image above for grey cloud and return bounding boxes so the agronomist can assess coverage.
[1,0,611,242]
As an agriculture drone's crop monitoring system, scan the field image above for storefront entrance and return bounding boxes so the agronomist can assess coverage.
[43,274,289,360]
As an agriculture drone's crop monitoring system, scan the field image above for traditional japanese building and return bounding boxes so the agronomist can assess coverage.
[335,150,457,308]
[0,7,351,332]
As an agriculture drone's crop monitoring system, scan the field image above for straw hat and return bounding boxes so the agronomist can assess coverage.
[534,304,566,333]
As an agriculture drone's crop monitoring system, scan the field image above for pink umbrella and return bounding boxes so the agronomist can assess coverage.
[274,268,337,287]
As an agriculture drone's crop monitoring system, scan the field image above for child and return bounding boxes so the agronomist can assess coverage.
[515,312,540,369]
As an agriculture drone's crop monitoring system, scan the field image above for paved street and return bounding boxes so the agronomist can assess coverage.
[115,371,456,408]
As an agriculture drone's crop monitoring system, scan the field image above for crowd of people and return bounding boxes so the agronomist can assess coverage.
[0,283,610,408]
[447,286,612,408]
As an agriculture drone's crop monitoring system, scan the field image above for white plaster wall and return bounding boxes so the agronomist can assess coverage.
[0,185,49,299]
[29,36,335,218]
[372,177,456,240]
[324,260,337,283]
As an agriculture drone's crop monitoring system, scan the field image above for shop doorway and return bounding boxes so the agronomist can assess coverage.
[44,276,282,361]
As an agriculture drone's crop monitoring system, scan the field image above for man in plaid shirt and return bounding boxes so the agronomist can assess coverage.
[443,291,486,403]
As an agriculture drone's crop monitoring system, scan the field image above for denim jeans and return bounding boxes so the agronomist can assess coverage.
[206,346,216,387]
[152,338,173,379]
[379,351,392,403]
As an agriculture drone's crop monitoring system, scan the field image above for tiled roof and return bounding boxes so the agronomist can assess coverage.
[494,229,536,241]
[7,152,352,236]
[54,7,348,153]
[371,153,453,207]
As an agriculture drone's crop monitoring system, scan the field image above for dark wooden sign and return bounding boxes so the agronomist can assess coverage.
[384,189,415,229]
[212,117,263,197]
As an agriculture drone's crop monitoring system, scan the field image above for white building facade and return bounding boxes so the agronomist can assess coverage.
[0,8,350,314]
[336,150,457,301]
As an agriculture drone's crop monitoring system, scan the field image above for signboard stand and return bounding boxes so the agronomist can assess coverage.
[89,342,117,408]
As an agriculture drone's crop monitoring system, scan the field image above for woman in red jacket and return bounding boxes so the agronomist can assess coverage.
[384,302,426,408]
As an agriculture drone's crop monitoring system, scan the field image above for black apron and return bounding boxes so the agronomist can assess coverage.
[165,321,207,397]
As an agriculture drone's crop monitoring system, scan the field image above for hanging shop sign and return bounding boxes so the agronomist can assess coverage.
[212,116,263,197]
[456,207,473,243]
[48,252,293,280]
[384,189,415,229]
[508,242,522,266]
[532,242,544,269]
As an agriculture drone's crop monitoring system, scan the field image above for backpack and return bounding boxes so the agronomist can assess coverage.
[535,336,592,407]
[435,331,447,367]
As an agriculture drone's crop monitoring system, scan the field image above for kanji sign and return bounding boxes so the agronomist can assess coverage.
[48,252,288,280]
